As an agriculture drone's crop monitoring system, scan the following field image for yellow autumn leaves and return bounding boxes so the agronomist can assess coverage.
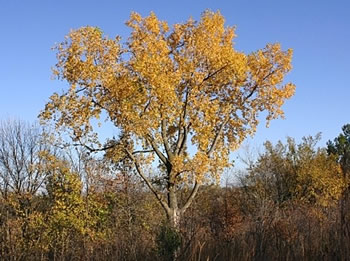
[247,136,345,208]
[40,10,295,184]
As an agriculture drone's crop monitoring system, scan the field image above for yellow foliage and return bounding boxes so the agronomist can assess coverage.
[40,10,295,187]
[247,136,345,207]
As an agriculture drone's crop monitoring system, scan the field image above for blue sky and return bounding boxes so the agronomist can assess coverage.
[0,0,349,158]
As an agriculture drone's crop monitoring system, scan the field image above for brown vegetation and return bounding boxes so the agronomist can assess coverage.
[0,120,349,260]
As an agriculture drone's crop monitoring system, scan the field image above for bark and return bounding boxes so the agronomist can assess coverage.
[167,207,180,231]
[167,179,180,230]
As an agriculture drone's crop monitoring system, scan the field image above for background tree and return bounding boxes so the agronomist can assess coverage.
[0,119,52,197]
[0,120,55,258]
[327,124,350,258]
[237,135,345,260]
[242,135,344,207]
[1,120,349,259]
[40,10,295,230]
[43,155,87,260]
[327,124,350,180]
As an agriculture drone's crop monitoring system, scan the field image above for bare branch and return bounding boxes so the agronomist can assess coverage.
[175,85,190,155]
[125,148,170,213]
[180,182,200,214]
[73,142,117,153]
[75,87,87,94]
[207,120,226,156]
[132,149,154,155]
[161,119,174,161]
[146,135,169,166]
[178,124,190,156]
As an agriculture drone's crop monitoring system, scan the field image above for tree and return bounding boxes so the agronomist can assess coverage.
[327,124,350,179]
[242,135,344,208]
[40,10,295,230]
[44,156,87,259]
[327,124,350,258]
[0,120,56,259]
[238,136,345,260]
[42,153,110,259]
[0,119,52,197]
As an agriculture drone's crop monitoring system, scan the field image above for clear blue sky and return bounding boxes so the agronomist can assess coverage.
[0,0,349,154]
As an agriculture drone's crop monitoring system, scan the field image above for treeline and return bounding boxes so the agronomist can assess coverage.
[0,120,349,260]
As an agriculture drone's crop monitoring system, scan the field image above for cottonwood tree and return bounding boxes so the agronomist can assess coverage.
[40,10,295,229]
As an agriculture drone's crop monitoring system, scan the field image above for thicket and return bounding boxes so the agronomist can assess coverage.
[0,120,349,260]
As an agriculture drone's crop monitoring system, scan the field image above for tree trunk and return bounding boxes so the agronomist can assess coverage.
[167,207,180,231]
[163,184,182,260]
[163,207,181,261]
[167,183,180,229]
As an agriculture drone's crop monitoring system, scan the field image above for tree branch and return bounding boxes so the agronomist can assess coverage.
[161,119,174,162]
[146,135,169,166]
[178,124,191,156]
[200,65,228,85]
[207,120,227,157]
[125,148,170,213]
[73,142,116,153]
[180,181,200,214]
[242,69,277,104]
[132,149,154,155]
[175,85,190,155]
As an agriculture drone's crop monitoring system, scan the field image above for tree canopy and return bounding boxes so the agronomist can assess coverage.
[40,10,295,226]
